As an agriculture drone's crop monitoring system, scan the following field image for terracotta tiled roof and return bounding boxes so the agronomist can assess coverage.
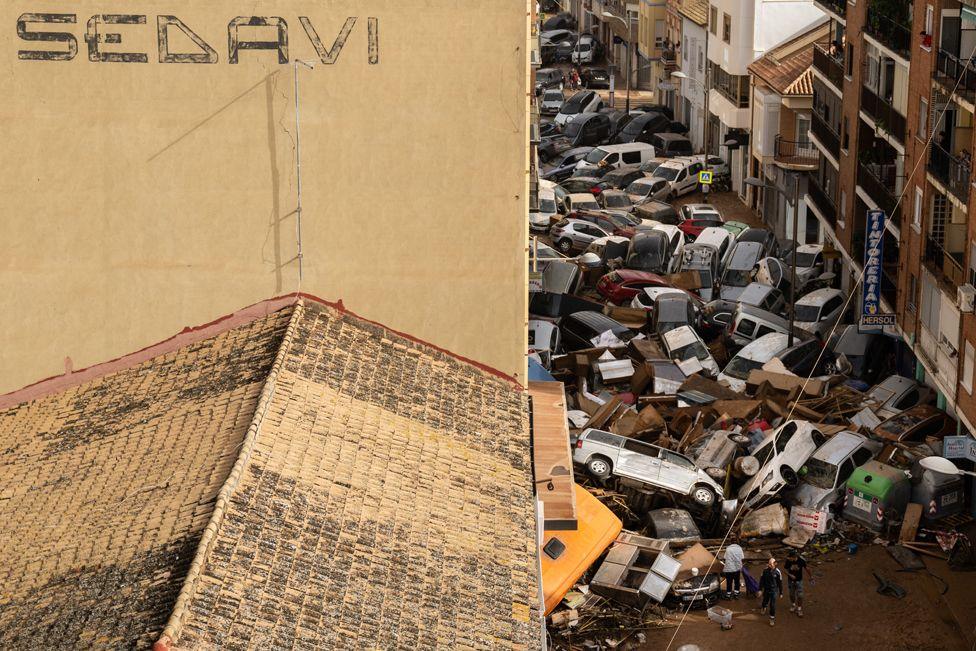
[0,297,540,650]
[678,0,708,26]
[748,46,815,96]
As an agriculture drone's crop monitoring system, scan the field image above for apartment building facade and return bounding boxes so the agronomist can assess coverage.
[808,0,976,434]
[706,0,826,193]
[677,0,710,150]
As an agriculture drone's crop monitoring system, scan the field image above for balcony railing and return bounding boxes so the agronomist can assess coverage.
[815,0,848,19]
[860,85,907,145]
[929,142,972,205]
[811,111,841,159]
[857,159,902,230]
[935,48,976,105]
[774,136,819,168]
[865,3,912,61]
[807,176,837,228]
[924,236,966,292]
[813,43,845,90]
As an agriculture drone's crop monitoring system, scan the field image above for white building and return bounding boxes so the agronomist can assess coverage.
[705,0,825,193]
[677,0,709,151]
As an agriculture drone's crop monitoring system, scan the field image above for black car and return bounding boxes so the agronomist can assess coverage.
[600,109,635,138]
[563,112,612,146]
[633,103,674,120]
[535,68,565,95]
[537,135,574,163]
[570,164,613,179]
[583,67,612,89]
[652,295,698,336]
[649,132,694,158]
[597,164,645,190]
[625,231,669,274]
[615,111,672,144]
[559,176,604,194]
[539,121,561,138]
[737,227,779,259]
[560,311,635,351]
[542,13,576,31]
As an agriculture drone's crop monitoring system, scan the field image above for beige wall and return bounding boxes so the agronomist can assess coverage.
[0,1,529,392]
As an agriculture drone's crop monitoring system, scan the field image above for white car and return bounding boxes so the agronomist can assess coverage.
[549,218,612,253]
[571,35,596,64]
[565,192,601,213]
[530,188,559,232]
[789,431,881,512]
[625,177,670,205]
[528,319,561,363]
[866,375,928,420]
[554,90,603,126]
[540,89,565,115]
[662,325,720,376]
[785,243,826,291]
[738,420,827,509]
[717,332,791,393]
[651,224,685,274]
[649,158,704,199]
[690,154,730,177]
[695,226,735,273]
[795,288,846,337]
[630,287,687,310]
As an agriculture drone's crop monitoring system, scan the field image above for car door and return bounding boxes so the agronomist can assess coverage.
[658,448,700,493]
[615,438,663,482]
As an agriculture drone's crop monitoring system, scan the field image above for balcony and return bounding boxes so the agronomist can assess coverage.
[865,3,912,61]
[929,142,972,205]
[924,236,967,293]
[808,176,837,228]
[813,43,844,90]
[811,111,841,159]
[814,0,847,19]
[774,136,819,169]
[935,48,976,106]
[857,158,902,230]
[860,85,907,145]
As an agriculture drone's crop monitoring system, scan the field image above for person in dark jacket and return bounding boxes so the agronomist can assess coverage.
[759,557,784,626]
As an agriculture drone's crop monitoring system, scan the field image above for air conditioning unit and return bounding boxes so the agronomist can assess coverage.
[530,47,542,67]
[530,122,541,145]
[958,283,976,313]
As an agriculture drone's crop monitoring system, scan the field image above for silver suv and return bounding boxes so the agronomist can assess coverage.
[573,429,725,507]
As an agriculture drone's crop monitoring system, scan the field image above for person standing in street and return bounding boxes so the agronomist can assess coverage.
[722,537,744,599]
[759,557,783,626]
[784,548,813,617]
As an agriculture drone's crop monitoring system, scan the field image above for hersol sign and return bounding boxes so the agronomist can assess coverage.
[16,14,378,64]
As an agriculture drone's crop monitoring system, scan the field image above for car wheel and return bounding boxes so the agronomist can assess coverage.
[730,433,751,448]
[781,465,799,487]
[587,456,612,479]
[557,238,573,253]
[691,485,716,507]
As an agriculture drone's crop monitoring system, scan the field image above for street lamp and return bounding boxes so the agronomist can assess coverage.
[919,456,976,478]
[745,175,801,347]
[602,11,633,113]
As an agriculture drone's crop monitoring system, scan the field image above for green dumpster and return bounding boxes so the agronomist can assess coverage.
[843,461,911,531]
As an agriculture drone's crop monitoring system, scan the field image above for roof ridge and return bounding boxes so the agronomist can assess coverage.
[153,299,307,651]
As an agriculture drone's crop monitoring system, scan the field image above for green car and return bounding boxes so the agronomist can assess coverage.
[722,221,749,237]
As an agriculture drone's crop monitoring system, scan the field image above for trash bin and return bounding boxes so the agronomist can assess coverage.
[707,605,732,627]
[911,466,966,522]
[843,461,911,531]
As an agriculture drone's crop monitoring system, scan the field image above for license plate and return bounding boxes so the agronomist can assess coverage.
[942,492,959,506]
[852,495,872,511]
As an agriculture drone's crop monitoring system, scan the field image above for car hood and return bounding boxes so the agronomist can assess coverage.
[529,212,551,226]
[790,482,833,510]
[719,285,746,301]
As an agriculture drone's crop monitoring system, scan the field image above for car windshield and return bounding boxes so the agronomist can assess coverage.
[722,269,752,287]
[673,340,710,363]
[787,251,819,267]
[576,199,600,210]
[627,237,666,270]
[642,161,662,173]
[544,91,563,100]
[584,148,608,163]
[724,355,765,380]
[540,198,557,212]
[626,181,653,196]
[562,93,588,113]
[795,304,822,321]
[654,167,680,181]
[804,457,839,489]
[604,194,631,208]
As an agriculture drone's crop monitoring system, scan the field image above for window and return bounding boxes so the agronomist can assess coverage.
[965,341,975,394]
[924,5,934,42]
[842,116,849,150]
[796,115,811,143]
[852,448,874,467]
[840,189,847,225]
[970,242,976,286]
[913,186,923,232]
[756,325,777,338]
[845,42,854,77]
[723,13,731,43]
[698,48,704,72]
[838,458,856,486]
[683,36,689,61]
[710,6,718,35]
[737,318,756,337]
[624,439,657,455]
[622,151,642,164]
[908,273,917,312]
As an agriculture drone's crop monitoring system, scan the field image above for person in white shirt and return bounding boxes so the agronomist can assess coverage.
[722,537,744,599]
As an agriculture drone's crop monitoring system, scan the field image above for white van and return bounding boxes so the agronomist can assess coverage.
[649,157,704,199]
[576,143,656,171]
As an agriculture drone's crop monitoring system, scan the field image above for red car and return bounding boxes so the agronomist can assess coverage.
[569,210,636,238]
[678,204,724,241]
[596,269,671,304]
